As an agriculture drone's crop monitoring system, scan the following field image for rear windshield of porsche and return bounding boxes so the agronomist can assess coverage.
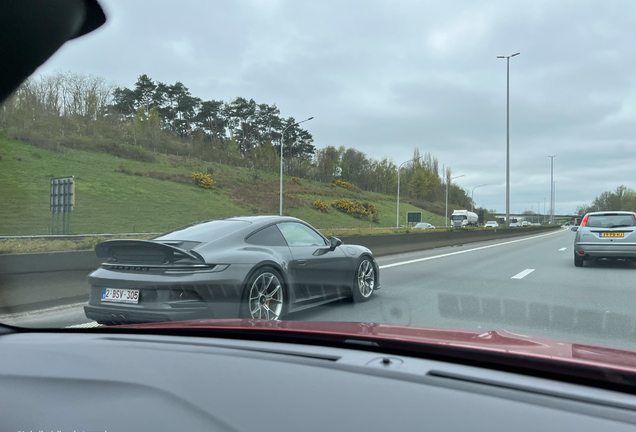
[586,214,636,228]
[155,220,251,242]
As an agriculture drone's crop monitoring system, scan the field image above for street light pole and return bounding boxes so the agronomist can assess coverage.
[497,52,520,227]
[471,184,488,212]
[280,116,313,216]
[446,174,465,227]
[548,155,556,224]
[553,181,557,221]
[396,157,422,228]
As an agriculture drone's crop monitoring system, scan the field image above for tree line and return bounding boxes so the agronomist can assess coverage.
[0,71,475,209]
[576,185,636,215]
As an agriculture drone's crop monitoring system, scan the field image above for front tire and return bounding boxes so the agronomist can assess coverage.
[240,267,286,320]
[352,257,375,302]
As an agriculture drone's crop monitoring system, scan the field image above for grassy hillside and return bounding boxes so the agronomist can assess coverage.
[0,137,446,235]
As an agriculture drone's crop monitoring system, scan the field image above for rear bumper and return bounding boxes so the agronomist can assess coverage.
[574,244,636,259]
[84,304,215,325]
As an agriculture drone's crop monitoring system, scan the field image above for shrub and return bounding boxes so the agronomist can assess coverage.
[331,199,379,222]
[362,203,380,223]
[115,165,132,175]
[313,199,330,213]
[191,172,217,189]
[331,179,352,188]
[133,171,144,176]
[291,177,302,185]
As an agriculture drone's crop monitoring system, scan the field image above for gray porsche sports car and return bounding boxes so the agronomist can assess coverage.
[84,216,380,324]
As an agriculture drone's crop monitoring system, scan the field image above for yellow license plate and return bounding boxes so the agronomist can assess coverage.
[600,232,624,238]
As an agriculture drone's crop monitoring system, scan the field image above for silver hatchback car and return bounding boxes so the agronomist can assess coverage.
[573,211,636,267]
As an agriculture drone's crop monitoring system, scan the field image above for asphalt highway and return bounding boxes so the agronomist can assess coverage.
[5,227,636,351]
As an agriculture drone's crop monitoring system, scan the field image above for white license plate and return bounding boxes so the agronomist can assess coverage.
[102,288,139,304]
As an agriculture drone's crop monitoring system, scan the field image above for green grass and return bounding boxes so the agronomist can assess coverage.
[0,137,446,235]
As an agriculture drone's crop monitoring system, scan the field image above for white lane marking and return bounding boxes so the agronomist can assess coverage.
[559,247,567,251]
[511,269,535,279]
[379,229,565,270]
[65,322,101,329]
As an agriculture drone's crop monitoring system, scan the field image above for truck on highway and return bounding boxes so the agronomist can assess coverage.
[451,210,479,228]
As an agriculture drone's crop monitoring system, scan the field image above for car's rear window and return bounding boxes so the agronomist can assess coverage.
[155,220,251,242]
[586,214,636,228]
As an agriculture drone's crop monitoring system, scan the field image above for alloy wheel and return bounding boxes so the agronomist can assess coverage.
[357,260,375,298]
[248,272,284,320]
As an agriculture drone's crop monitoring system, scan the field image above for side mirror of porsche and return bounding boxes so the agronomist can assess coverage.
[329,237,343,251]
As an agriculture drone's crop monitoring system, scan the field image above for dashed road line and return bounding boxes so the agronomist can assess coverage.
[511,269,535,279]
[559,247,567,251]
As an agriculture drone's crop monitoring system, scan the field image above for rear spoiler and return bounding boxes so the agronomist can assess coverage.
[95,239,205,264]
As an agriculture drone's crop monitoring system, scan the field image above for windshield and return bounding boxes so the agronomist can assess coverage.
[4,0,636,365]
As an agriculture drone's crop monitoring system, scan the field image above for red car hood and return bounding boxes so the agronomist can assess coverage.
[120,319,636,373]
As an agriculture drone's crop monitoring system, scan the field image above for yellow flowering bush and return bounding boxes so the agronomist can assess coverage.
[331,199,378,222]
[291,177,303,185]
[362,203,380,223]
[191,172,216,189]
[331,179,352,188]
[313,199,330,213]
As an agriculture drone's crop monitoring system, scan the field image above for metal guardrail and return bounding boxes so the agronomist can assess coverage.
[0,233,161,241]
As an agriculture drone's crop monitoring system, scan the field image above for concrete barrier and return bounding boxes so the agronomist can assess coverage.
[0,251,102,314]
[339,226,560,257]
[0,226,560,314]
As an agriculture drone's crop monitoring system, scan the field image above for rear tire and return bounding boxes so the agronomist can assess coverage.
[574,253,584,267]
[239,267,286,320]
[352,257,375,302]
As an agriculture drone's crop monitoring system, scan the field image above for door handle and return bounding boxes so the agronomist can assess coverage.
[297,260,307,266]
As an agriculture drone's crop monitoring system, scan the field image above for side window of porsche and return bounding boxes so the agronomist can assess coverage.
[245,225,288,246]
[277,223,327,247]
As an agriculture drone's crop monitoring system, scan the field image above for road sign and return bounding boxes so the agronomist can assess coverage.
[50,177,74,213]
[407,212,422,223]
[50,177,74,234]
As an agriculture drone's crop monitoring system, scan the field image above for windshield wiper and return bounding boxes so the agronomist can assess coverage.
[609,224,634,228]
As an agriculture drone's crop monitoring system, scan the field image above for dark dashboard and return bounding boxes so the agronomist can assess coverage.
[2,329,636,431]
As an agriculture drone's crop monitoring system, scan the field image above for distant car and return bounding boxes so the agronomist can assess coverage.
[414,222,436,229]
[573,211,636,267]
[521,221,530,226]
[509,222,520,227]
[484,221,499,228]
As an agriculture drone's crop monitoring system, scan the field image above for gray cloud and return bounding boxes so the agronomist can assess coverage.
[36,0,636,213]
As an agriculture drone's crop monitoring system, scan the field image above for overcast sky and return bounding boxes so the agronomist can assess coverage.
[35,0,636,214]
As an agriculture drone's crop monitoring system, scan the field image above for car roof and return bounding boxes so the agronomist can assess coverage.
[587,211,636,216]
